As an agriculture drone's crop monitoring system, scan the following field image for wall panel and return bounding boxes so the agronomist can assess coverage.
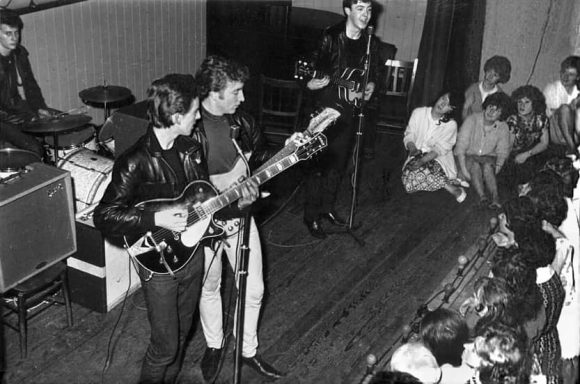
[20,0,206,124]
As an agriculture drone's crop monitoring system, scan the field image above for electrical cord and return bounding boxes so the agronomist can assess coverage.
[525,0,553,84]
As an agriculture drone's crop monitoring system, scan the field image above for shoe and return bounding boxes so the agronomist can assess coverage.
[201,347,223,382]
[242,354,286,379]
[320,211,347,226]
[451,178,470,188]
[304,219,327,239]
[455,187,467,203]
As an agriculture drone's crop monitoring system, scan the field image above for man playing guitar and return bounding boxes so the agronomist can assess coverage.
[193,55,285,381]
[93,74,258,384]
[302,0,380,238]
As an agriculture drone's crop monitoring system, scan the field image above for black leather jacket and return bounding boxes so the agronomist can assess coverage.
[192,108,274,171]
[310,21,381,92]
[0,45,47,118]
[94,128,209,238]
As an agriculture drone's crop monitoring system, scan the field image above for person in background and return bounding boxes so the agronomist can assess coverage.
[462,55,512,121]
[389,342,442,384]
[503,85,550,194]
[454,92,512,210]
[543,56,580,156]
[419,308,469,367]
[402,90,467,202]
[0,9,49,157]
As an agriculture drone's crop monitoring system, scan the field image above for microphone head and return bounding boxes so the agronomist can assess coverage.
[229,125,240,140]
[367,25,375,35]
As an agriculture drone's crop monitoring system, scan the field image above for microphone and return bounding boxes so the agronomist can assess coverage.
[230,125,240,140]
[365,26,374,56]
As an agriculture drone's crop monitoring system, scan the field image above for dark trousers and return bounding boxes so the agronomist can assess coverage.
[139,250,202,384]
[304,113,355,221]
[0,121,44,157]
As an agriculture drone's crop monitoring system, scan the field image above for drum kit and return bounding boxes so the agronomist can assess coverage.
[1,84,132,214]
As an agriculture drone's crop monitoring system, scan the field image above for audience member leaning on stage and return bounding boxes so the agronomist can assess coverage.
[462,55,512,121]
[193,55,284,382]
[301,0,380,239]
[454,92,512,210]
[419,308,469,367]
[402,89,467,202]
[502,85,550,193]
[543,55,580,156]
[93,74,258,384]
[0,9,49,157]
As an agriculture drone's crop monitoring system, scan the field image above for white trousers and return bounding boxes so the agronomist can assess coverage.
[199,217,264,358]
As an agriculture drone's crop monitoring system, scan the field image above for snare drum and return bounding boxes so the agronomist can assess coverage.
[45,124,98,159]
[58,148,113,211]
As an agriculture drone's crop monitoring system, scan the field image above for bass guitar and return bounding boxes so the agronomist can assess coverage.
[294,60,366,107]
[124,108,340,277]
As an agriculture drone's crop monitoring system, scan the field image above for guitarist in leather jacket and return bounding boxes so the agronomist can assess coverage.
[94,74,258,384]
[302,0,381,238]
[193,55,285,382]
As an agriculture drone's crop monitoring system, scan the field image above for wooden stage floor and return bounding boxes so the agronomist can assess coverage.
[1,132,498,384]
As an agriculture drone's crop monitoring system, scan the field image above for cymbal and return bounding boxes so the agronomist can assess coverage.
[0,148,41,172]
[79,85,132,104]
[22,114,92,134]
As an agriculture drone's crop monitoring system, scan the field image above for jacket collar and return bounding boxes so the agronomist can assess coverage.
[145,126,200,157]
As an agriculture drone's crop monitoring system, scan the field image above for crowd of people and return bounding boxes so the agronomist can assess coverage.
[402,55,580,212]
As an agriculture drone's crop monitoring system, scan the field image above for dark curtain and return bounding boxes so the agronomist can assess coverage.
[409,0,486,115]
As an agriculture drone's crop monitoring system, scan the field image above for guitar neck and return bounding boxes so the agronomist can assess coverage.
[310,69,357,91]
[200,154,299,215]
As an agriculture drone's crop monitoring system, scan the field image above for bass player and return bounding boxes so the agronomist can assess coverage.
[302,0,381,239]
[93,73,259,384]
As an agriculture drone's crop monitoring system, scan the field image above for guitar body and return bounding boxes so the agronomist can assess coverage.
[123,180,225,276]
[336,67,365,108]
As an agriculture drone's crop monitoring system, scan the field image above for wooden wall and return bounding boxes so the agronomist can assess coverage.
[20,0,206,124]
[291,0,427,61]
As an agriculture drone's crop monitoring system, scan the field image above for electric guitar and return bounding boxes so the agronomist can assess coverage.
[294,60,366,107]
[123,108,340,277]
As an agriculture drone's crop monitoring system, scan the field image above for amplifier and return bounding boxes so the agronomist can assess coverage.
[99,100,148,158]
[0,163,76,292]
[67,213,141,313]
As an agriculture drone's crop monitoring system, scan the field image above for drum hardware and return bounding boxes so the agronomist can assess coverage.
[79,82,132,123]
[0,148,41,183]
[0,166,32,185]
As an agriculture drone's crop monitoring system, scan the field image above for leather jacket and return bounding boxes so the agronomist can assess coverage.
[94,128,209,238]
[192,107,274,171]
[309,21,381,91]
[0,45,47,119]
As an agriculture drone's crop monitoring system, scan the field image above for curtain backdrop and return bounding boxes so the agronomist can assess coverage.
[409,0,486,116]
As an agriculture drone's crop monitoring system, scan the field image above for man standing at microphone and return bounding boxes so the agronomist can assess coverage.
[193,55,284,382]
[302,0,381,239]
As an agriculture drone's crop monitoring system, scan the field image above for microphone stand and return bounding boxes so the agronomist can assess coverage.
[228,124,252,384]
[327,27,374,247]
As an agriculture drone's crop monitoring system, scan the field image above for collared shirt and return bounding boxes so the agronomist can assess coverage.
[543,80,579,116]
[454,113,510,168]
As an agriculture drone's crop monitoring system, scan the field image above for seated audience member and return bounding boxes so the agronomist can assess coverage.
[402,90,466,202]
[419,308,469,367]
[503,85,550,193]
[368,371,422,384]
[462,55,512,121]
[440,320,528,384]
[454,92,512,210]
[493,198,564,384]
[389,342,442,384]
[543,55,580,156]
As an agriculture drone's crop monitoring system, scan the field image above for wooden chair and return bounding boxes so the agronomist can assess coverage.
[2,262,73,358]
[376,58,418,134]
[258,75,303,146]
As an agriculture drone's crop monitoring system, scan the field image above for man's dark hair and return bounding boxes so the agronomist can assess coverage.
[419,308,469,367]
[146,73,197,129]
[560,55,580,73]
[482,92,513,121]
[368,370,421,384]
[483,55,512,84]
[343,0,372,9]
[195,55,249,101]
[0,9,23,30]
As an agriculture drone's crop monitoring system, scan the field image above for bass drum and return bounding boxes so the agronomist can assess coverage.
[58,148,113,212]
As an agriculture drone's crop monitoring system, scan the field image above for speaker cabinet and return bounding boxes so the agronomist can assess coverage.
[67,214,141,313]
[0,163,76,292]
[100,101,148,158]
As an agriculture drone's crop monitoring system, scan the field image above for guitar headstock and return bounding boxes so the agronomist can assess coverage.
[295,134,328,161]
[294,59,315,81]
[305,107,341,135]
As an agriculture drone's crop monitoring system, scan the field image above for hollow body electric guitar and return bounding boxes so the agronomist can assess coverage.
[123,107,340,277]
[294,60,366,108]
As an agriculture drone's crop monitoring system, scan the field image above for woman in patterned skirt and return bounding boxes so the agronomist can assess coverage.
[402,90,467,202]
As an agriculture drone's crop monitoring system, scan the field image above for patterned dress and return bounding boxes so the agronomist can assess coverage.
[534,272,565,384]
